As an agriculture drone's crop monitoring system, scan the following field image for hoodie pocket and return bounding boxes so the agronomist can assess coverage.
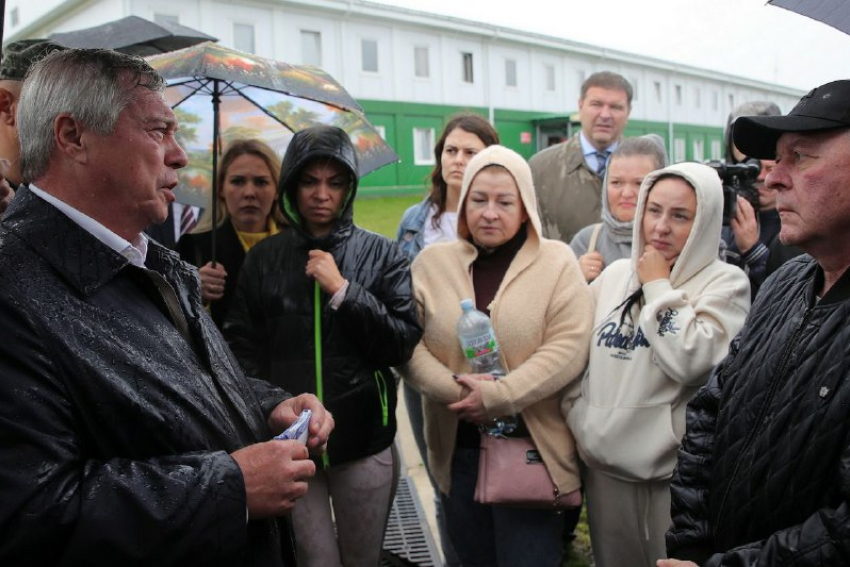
[568,400,681,482]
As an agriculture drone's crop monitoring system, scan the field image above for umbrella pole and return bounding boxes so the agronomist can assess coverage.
[211,79,221,265]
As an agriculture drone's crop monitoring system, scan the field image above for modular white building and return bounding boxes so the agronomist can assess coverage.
[4,0,803,193]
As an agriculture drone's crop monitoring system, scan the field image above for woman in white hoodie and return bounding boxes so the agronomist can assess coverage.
[564,162,751,567]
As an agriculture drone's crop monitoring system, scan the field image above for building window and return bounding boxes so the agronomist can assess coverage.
[154,13,180,26]
[577,69,587,86]
[545,65,555,91]
[630,77,639,101]
[462,52,474,83]
[674,138,686,163]
[10,7,19,27]
[712,91,719,111]
[233,23,255,53]
[413,128,435,166]
[710,140,722,160]
[693,139,704,162]
[694,88,701,109]
[505,59,517,87]
[362,39,379,73]
[654,81,663,104]
[301,31,322,67]
[728,93,735,109]
[675,84,682,106]
[414,46,430,78]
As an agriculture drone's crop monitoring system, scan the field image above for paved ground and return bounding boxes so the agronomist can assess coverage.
[394,387,444,563]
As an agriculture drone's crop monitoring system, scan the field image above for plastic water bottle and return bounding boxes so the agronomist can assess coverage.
[456,299,517,435]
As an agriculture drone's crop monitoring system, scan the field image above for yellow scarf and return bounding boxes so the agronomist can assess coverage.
[236,218,280,253]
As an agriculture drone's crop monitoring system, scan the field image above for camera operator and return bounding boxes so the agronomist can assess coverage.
[721,101,803,298]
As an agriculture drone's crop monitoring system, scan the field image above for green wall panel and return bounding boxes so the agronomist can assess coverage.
[355,99,723,194]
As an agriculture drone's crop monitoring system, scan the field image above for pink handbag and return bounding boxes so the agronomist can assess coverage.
[474,435,581,509]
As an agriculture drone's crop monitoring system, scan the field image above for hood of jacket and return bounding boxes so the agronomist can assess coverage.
[456,144,542,248]
[631,162,723,287]
[278,125,359,247]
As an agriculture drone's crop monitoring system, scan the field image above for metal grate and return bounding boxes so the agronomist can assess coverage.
[381,476,441,566]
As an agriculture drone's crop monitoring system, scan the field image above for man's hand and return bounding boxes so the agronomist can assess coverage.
[730,195,759,254]
[231,440,315,519]
[637,245,671,284]
[269,393,334,454]
[199,262,228,303]
[578,250,604,282]
[305,250,345,295]
[657,560,698,567]
[448,373,495,424]
[0,177,14,217]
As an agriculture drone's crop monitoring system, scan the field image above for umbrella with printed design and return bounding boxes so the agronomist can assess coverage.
[146,41,397,259]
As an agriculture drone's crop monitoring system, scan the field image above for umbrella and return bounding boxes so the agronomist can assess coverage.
[146,41,398,260]
[768,0,850,36]
[50,15,216,56]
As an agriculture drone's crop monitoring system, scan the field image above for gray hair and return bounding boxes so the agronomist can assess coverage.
[580,71,633,107]
[612,134,668,170]
[18,49,165,182]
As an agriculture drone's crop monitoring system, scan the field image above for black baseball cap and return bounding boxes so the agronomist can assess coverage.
[733,80,850,159]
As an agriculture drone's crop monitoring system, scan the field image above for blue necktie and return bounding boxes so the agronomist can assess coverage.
[595,151,609,177]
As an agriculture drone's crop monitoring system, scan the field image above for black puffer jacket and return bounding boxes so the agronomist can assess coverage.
[225,125,421,466]
[667,255,850,566]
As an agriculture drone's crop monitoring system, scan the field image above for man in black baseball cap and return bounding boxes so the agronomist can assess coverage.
[0,39,65,215]
[662,80,850,567]
[732,79,850,159]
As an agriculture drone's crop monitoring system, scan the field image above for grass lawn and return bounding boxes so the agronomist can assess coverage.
[353,193,423,238]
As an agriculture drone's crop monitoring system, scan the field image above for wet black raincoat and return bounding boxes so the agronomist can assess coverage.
[225,126,421,466]
[0,187,295,566]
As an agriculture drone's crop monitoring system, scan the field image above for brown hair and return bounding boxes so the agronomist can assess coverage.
[216,139,285,226]
[428,113,500,227]
[580,71,633,107]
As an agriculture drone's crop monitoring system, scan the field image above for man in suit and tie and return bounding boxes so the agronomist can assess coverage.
[529,71,633,244]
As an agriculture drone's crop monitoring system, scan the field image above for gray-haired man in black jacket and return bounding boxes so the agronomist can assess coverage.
[663,79,850,566]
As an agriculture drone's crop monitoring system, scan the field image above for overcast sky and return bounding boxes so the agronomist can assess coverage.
[372,0,850,92]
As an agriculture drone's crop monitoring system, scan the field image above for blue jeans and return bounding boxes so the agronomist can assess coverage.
[442,446,565,567]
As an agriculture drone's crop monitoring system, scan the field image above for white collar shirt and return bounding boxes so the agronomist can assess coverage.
[28,184,149,268]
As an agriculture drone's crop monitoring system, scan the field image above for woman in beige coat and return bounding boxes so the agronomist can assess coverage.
[401,145,592,567]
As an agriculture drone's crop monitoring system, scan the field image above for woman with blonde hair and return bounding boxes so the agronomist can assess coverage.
[178,138,284,327]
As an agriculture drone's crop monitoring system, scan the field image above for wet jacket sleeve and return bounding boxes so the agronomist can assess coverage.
[670,355,850,565]
[666,354,727,564]
[669,332,850,566]
[638,268,750,387]
[224,249,270,381]
[0,298,249,566]
[334,240,422,368]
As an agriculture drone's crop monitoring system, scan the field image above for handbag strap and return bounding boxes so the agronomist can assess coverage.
[587,222,603,254]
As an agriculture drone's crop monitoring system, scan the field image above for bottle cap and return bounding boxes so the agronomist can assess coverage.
[460,298,474,311]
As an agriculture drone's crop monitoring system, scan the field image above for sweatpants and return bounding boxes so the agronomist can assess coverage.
[292,446,397,567]
[584,467,671,567]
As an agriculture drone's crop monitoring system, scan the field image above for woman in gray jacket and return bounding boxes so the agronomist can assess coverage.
[570,135,667,282]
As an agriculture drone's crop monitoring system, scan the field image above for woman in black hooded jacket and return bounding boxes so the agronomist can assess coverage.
[225,125,421,567]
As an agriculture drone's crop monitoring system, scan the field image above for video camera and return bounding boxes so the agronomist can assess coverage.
[704,158,761,226]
